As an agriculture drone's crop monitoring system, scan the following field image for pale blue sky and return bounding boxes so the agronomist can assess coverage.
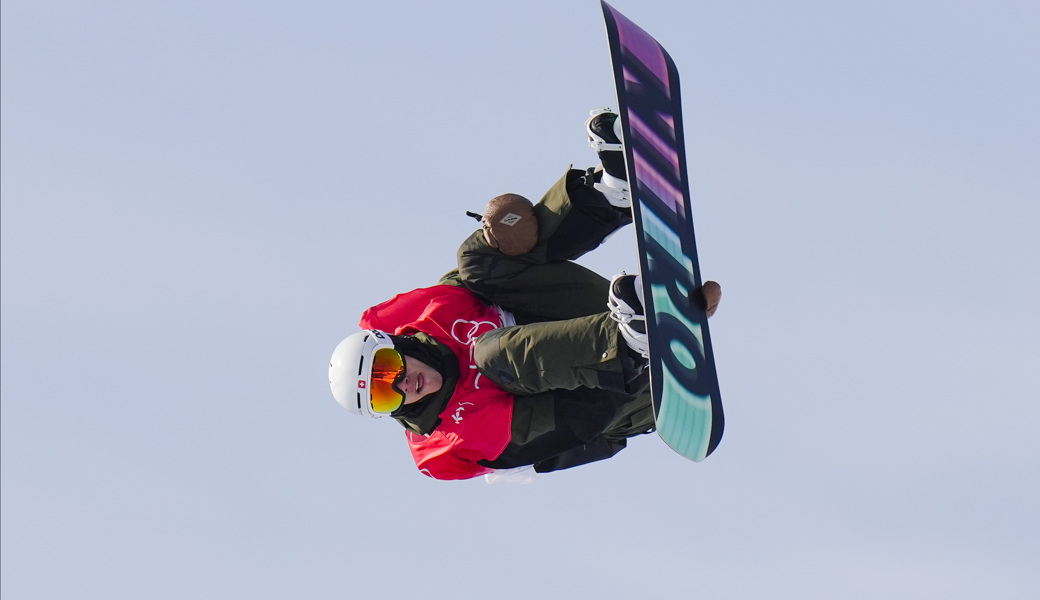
[3,1,1038,598]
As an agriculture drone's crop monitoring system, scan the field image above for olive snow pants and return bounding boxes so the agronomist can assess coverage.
[444,168,656,472]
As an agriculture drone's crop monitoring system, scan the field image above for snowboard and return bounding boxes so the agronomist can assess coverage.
[601,2,724,461]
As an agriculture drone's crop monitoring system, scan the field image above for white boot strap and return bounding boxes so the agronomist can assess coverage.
[600,171,628,191]
[593,181,631,209]
[590,139,624,153]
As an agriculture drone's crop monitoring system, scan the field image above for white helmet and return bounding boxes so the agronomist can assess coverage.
[329,329,400,419]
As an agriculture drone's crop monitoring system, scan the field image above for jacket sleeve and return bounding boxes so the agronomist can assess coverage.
[360,285,475,335]
[406,431,494,481]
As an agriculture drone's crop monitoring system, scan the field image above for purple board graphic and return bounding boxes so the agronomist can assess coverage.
[601,2,724,460]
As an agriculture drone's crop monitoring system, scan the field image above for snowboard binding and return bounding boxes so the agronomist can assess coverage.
[607,272,649,359]
[586,108,631,209]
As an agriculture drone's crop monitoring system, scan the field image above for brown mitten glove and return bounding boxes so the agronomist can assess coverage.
[699,281,722,317]
[481,193,539,256]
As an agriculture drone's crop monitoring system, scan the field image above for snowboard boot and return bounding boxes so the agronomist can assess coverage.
[607,271,649,359]
[586,108,631,209]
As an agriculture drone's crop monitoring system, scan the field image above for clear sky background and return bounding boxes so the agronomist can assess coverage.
[3,1,1038,598]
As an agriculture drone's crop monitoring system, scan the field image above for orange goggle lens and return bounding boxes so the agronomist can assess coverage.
[369,347,406,414]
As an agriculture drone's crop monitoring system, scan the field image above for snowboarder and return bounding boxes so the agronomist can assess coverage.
[328,109,721,480]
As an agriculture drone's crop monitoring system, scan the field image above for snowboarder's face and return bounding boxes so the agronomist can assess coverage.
[396,355,444,405]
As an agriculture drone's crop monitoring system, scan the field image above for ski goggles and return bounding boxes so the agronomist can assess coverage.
[369,347,407,414]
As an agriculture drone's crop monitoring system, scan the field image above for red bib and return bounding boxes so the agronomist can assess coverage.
[360,285,514,480]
